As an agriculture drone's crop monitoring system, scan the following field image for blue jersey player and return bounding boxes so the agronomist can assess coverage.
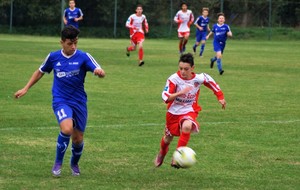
[206,13,232,75]
[14,25,105,177]
[192,8,210,57]
[63,0,83,29]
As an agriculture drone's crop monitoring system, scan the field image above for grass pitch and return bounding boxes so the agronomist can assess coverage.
[0,34,299,189]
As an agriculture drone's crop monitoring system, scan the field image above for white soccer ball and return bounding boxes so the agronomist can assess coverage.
[173,146,196,168]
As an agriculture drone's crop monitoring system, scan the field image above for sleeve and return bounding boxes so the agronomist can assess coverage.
[202,73,224,100]
[143,16,149,31]
[162,79,176,103]
[84,53,101,72]
[190,11,194,23]
[174,11,180,22]
[78,8,83,17]
[39,53,53,74]
[125,15,133,28]
[64,9,68,18]
[227,25,231,32]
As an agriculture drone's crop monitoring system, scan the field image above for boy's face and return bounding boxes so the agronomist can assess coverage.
[178,62,194,79]
[136,7,143,15]
[61,38,78,56]
[181,4,187,11]
[202,10,209,17]
[69,1,75,8]
[218,15,225,24]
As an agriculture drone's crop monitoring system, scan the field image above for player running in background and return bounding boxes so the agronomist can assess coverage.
[14,25,105,177]
[206,13,232,75]
[154,53,226,168]
[192,8,210,57]
[125,4,149,66]
[174,2,194,54]
[63,0,83,29]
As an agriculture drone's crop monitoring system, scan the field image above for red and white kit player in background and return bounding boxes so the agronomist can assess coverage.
[174,2,194,54]
[154,53,226,168]
[126,4,149,66]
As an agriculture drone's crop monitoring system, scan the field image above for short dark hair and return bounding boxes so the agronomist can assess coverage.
[61,25,80,41]
[179,53,194,67]
[180,1,187,7]
[217,12,225,18]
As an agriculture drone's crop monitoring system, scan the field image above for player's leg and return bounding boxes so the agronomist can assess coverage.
[52,105,73,177]
[154,134,174,167]
[210,42,220,68]
[70,129,84,176]
[199,38,206,57]
[182,33,190,53]
[126,37,137,57]
[193,34,201,54]
[216,50,224,75]
[137,35,145,66]
[69,103,87,176]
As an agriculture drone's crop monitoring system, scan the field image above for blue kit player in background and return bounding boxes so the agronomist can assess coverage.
[206,13,232,75]
[14,25,106,177]
[63,0,83,28]
[192,7,210,57]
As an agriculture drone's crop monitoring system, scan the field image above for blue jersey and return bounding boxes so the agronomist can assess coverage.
[212,24,231,43]
[39,50,101,104]
[194,16,209,34]
[64,7,83,28]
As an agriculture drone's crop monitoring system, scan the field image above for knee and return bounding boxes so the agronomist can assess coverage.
[72,135,83,144]
[182,120,192,133]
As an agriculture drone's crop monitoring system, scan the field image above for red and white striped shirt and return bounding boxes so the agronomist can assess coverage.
[174,10,194,32]
[162,72,224,115]
[126,14,149,37]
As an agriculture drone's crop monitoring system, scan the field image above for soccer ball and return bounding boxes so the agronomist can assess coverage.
[173,146,196,168]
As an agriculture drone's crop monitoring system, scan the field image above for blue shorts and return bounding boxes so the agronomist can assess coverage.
[53,102,87,132]
[213,40,226,53]
[195,31,207,42]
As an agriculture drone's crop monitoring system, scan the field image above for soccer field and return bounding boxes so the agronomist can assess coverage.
[0,34,299,189]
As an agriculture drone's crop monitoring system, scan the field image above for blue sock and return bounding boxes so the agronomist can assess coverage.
[71,142,84,166]
[200,44,205,56]
[211,56,217,62]
[193,44,197,49]
[217,59,223,72]
[55,132,71,165]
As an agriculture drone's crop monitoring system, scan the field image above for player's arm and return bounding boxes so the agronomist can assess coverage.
[63,10,68,25]
[195,23,203,31]
[206,31,213,40]
[188,12,194,26]
[74,9,83,22]
[14,69,44,99]
[207,25,211,32]
[162,80,192,103]
[202,73,226,109]
[143,17,149,33]
[174,12,182,23]
[227,30,232,37]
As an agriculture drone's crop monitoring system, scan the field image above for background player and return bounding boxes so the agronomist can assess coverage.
[14,25,105,177]
[192,8,210,57]
[125,4,149,66]
[206,13,232,75]
[154,53,226,168]
[174,2,194,54]
[63,0,83,29]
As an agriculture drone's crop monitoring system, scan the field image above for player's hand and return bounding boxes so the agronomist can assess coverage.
[180,85,193,95]
[219,99,226,110]
[177,19,183,24]
[188,21,193,27]
[94,68,105,78]
[14,88,28,99]
[205,35,209,40]
[199,26,203,31]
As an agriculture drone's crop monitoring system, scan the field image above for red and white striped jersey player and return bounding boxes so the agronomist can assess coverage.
[125,4,149,66]
[154,53,226,169]
[174,2,194,54]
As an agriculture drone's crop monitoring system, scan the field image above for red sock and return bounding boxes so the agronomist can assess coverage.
[127,46,135,51]
[177,131,190,148]
[138,47,143,60]
[159,137,169,156]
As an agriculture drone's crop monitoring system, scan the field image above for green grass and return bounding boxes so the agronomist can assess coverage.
[0,34,299,190]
